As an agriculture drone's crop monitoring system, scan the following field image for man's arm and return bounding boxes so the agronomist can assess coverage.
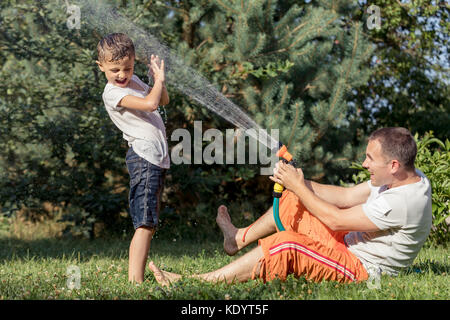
[305,179,370,208]
[271,161,379,232]
[292,182,379,232]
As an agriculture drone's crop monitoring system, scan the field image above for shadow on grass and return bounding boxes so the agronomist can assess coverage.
[404,260,450,276]
[0,236,224,263]
[2,236,448,280]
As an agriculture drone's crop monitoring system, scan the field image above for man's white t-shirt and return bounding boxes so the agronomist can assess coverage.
[344,169,432,275]
[102,74,170,169]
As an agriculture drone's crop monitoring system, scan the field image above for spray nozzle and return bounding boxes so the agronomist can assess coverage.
[276,144,297,167]
[276,145,293,162]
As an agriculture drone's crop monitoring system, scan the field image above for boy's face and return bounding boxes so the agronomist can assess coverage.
[96,53,135,88]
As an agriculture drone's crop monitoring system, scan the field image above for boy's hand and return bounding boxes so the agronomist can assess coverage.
[148,54,165,84]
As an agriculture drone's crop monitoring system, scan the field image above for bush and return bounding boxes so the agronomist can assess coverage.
[415,132,450,245]
[349,132,450,245]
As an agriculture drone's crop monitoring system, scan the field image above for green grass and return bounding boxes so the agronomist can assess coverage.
[0,234,448,300]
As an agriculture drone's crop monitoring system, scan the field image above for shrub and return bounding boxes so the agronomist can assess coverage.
[414,132,450,245]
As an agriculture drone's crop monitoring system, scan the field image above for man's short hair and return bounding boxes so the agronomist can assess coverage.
[369,127,417,170]
[97,33,135,62]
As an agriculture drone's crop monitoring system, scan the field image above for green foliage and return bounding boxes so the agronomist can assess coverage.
[0,0,374,239]
[351,0,450,140]
[237,60,295,79]
[349,132,450,245]
[0,0,129,237]
[415,132,450,245]
[0,0,447,241]
[164,0,375,185]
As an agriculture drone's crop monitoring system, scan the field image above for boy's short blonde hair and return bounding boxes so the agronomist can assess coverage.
[97,33,135,62]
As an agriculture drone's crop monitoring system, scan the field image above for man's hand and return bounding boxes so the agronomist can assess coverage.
[269,160,304,192]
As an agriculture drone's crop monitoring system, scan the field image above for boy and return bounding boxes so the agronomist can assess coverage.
[96,33,170,283]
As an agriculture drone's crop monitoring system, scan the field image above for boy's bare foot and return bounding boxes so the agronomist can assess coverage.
[148,261,181,287]
[216,205,239,256]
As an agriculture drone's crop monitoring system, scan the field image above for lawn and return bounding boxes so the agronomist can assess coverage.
[0,231,448,300]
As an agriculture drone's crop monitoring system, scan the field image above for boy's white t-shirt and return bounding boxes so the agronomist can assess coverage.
[102,74,170,169]
[345,169,432,275]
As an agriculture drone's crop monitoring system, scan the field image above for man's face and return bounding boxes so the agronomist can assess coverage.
[97,54,135,88]
[362,139,393,187]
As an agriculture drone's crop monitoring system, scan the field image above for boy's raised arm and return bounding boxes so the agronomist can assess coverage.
[159,83,170,106]
[119,79,164,112]
[120,56,168,112]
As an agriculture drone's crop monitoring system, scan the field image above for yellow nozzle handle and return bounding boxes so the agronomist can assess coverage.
[273,182,284,194]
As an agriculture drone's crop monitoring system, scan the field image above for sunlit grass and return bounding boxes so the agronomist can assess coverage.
[0,216,448,300]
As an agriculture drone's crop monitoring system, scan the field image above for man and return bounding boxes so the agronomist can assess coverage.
[149,127,432,285]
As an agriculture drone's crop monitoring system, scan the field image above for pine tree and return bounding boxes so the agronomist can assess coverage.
[157,0,374,182]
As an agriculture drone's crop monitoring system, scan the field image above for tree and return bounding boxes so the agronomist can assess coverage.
[146,0,374,184]
[351,0,449,141]
[0,0,129,237]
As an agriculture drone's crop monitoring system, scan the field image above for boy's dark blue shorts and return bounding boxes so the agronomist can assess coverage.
[125,147,166,230]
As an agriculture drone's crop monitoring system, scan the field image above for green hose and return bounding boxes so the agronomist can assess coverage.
[273,197,285,231]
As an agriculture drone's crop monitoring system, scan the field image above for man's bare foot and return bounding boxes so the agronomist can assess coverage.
[148,261,182,287]
[216,205,239,256]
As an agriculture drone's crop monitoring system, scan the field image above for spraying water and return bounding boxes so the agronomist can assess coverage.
[78,0,279,152]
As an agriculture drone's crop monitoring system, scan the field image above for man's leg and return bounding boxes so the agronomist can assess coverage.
[216,205,277,256]
[149,230,368,286]
[129,226,155,283]
[148,246,264,286]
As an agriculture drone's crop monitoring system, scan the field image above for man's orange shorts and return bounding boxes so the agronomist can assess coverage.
[254,190,368,283]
